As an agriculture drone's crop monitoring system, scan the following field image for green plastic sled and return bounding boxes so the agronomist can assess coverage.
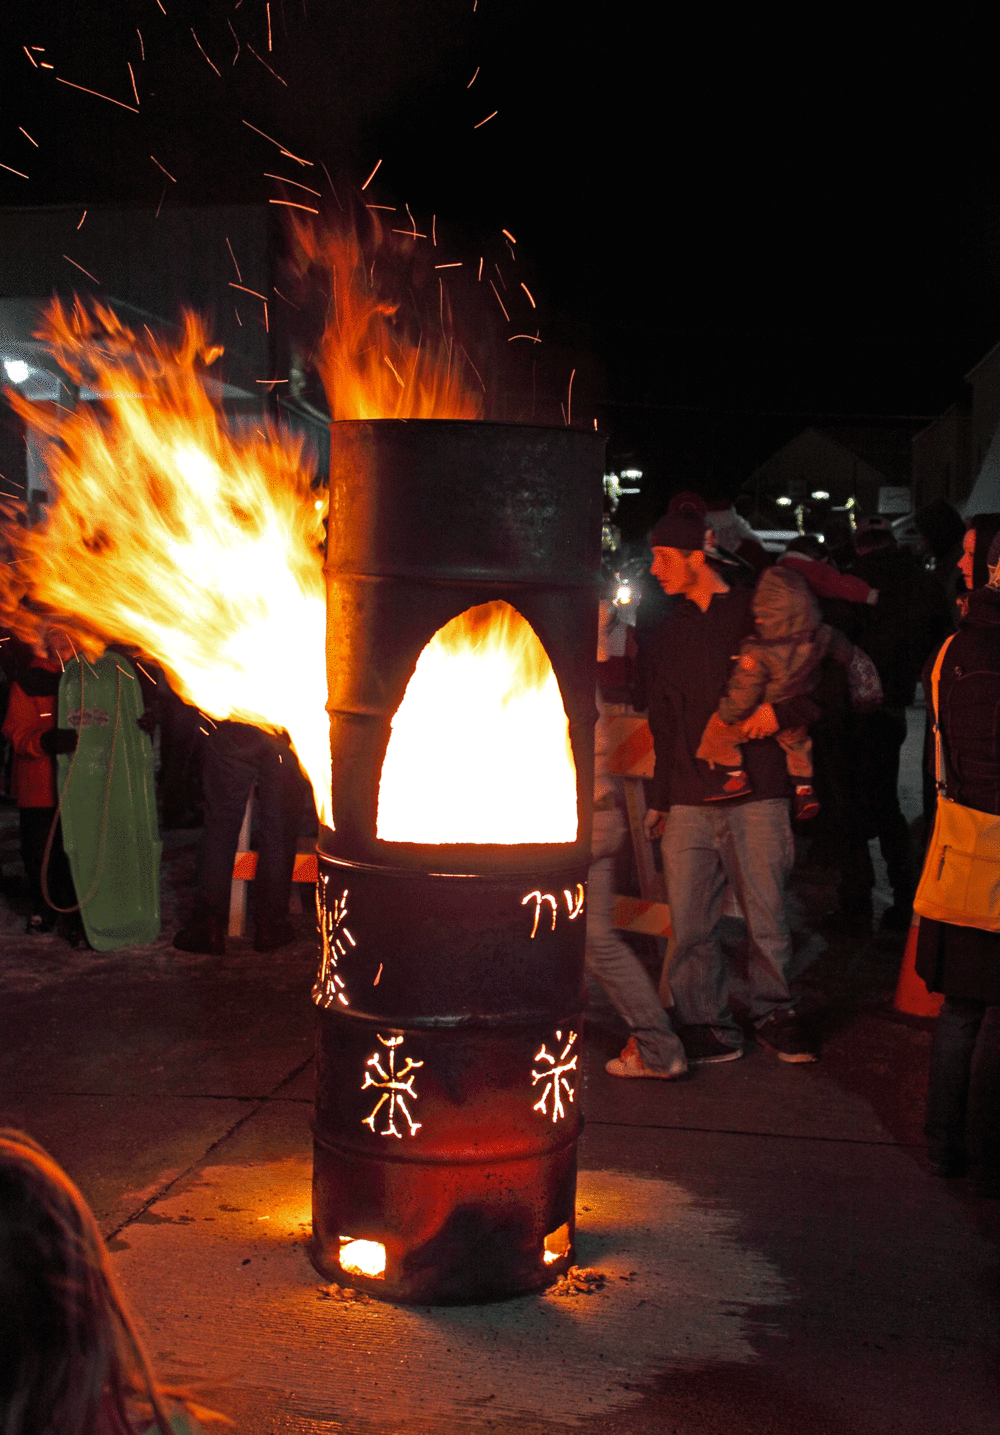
[58,654,162,950]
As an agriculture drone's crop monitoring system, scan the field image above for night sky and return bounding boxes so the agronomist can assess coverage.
[4,4,999,510]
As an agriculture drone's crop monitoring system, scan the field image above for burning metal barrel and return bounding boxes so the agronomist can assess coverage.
[311,419,604,1303]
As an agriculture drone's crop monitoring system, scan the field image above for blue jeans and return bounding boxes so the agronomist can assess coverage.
[661,800,795,1044]
[926,997,1000,1182]
[585,809,686,1070]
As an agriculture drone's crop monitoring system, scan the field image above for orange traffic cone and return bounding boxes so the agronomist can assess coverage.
[893,915,944,1017]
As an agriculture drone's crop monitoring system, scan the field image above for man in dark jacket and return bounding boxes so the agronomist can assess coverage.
[848,516,953,930]
[643,499,818,1065]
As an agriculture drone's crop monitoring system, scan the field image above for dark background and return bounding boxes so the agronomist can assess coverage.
[3,3,999,527]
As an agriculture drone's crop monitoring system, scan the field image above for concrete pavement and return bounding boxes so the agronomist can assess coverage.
[1,707,998,1433]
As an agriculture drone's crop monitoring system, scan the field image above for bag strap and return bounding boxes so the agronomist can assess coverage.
[928,633,957,798]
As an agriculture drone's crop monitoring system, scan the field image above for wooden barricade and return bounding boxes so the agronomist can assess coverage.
[229,791,318,938]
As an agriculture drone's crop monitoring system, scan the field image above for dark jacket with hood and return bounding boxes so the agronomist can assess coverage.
[915,586,1000,1003]
[849,542,953,707]
[716,567,854,724]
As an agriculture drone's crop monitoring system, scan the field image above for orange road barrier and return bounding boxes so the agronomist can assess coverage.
[232,850,318,882]
[612,895,673,938]
[893,915,944,1018]
[606,713,655,779]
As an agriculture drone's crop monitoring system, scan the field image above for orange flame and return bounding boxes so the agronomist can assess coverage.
[289,217,483,421]
[376,601,577,844]
[1,300,332,824]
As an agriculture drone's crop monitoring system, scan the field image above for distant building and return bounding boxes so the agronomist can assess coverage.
[749,421,922,534]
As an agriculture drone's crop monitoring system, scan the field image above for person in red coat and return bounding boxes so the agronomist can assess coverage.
[1,638,78,933]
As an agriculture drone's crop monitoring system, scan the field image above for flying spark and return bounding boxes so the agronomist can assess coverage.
[151,155,176,182]
[270,199,319,213]
[77,211,87,229]
[63,256,100,283]
[365,204,395,211]
[56,77,138,113]
[435,262,462,268]
[267,2,273,49]
[227,19,240,62]
[567,368,576,426]
[225,237,242,281]
[23,47,38,67]
[19,128,38,147]
[509,333,541,343]
[137,29,144,60]
[242,120,312,167]
[502,229,516,243]
[520,282,536,308]
[229,282,268,300]
[191,29,221,76]
[474,111,498,128]
[127,62,140,106]
[489,281,510,322]
[248,43,286,85]
[361,158,382,190]
[467,65,479,86]
[391,229,426,239]
[264,173,321,195]
[0,164,29,179]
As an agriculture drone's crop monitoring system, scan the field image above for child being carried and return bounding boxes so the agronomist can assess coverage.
[696,565,856,820]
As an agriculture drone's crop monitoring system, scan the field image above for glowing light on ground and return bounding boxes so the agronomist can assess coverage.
[377,601,578,845]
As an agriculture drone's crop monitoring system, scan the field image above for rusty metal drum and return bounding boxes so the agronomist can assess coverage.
[312,419,604,1303]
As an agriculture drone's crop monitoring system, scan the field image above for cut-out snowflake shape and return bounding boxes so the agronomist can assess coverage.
[362,1034,423,1138]
[313,878,356,1009]
[532,1029,578,1122]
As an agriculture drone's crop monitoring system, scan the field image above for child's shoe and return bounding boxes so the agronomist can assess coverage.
[794,784,820,820]
[701,761,752,801]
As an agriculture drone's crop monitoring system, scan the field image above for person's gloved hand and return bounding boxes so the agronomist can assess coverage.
[40,727,78,755]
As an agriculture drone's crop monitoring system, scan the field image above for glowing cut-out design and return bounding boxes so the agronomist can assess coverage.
[523,885,585,937]
[543,1222,571,1264]
[362,1034,423,1138]
[564,884,585,920]
[532,1030,578,1122]
[522,889,558,939]
[339,1237,386,1278]
[313,876,355,1009]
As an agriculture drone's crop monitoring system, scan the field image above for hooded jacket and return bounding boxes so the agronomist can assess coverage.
[716,567,854,725]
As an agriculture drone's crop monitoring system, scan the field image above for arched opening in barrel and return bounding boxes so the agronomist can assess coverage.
[375,600,578,845]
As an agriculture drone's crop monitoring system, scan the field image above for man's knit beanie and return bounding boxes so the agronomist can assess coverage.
[649,493,707,550]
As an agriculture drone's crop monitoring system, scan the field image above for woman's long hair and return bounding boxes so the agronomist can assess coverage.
[0,1129,175,1435]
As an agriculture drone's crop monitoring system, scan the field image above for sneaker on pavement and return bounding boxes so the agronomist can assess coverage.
[755,1012,818,1063]
[677,1025,744,1064]
[605,1036,688,1080]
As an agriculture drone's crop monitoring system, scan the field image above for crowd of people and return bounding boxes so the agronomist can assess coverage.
[586,494,999,1199]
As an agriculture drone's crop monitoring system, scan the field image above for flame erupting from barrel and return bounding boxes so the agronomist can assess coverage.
[377,601,578,844]
[289,217,483,422]
[0,300,331,823]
